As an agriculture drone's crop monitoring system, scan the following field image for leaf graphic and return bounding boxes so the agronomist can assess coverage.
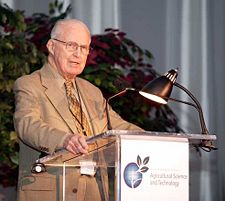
[140,166,149,173]
[143,156,149,165]
[137,155,142,166]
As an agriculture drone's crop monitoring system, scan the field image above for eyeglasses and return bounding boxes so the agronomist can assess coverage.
[52,38,91,55]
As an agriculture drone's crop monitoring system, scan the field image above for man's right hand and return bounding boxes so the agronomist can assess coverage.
[63,134,88,155]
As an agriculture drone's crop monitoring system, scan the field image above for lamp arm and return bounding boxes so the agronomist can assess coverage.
[106,88,137,130]
[166,97,199,110]
[165,96,212,134]
[165,96,209,133]
[173,82,217,151]
[173,82,209,135]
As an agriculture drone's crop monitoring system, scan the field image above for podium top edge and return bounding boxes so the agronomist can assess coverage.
[38,130,216,164]
[88,130,217,141]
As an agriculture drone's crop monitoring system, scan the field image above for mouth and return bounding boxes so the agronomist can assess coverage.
[70,61,80,65]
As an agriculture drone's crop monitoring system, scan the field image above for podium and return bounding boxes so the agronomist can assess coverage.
[34,130,216,201]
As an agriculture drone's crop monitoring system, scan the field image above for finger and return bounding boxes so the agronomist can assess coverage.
[70,135,88,154]
[76,140,88,154]
[64,134,88,154]
[66,141,79,154]
[78,136,89,150]
[64,136,80,154]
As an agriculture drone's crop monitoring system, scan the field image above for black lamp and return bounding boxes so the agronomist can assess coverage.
[139,69,216,151]
[139,69,177,104]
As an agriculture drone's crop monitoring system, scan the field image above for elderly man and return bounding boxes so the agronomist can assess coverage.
[13,19,141,201]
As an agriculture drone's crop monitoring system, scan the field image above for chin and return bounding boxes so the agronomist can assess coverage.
[68,70,83,77]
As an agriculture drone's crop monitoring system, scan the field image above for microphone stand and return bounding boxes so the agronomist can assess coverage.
[106,88,137,130]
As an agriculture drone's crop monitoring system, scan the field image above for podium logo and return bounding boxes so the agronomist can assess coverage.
[123,155,149,188]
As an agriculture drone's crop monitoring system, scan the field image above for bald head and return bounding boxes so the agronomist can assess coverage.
[50,19,91,41]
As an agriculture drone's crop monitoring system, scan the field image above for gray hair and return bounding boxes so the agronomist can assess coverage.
[50,19,91,39]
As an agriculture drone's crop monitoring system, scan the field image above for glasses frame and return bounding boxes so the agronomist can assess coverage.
[52,38,91,55]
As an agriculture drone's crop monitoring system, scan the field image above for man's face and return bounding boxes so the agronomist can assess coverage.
[48,23,91,79]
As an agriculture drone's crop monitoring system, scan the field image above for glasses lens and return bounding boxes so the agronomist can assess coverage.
[66,42,89,55]
[66,42,75,51]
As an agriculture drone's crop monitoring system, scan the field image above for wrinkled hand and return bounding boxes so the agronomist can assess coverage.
[63,134,88,155]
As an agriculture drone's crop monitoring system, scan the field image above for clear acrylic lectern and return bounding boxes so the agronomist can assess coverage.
[34,130,216,201]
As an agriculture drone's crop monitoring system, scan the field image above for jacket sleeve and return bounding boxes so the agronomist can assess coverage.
[13,76,70,154]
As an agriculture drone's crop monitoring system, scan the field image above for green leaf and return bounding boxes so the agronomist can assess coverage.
[5,42,14,49]
[1,14,7,23]
[145,49,154,59]
[94,78,101,86]
[10,131,17,141]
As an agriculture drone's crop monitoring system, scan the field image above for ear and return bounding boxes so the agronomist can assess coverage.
[46,39,54,55]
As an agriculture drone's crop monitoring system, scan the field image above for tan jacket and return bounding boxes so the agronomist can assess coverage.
[13,63,141,201]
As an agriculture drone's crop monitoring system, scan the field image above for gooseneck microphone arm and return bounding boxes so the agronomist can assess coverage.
[106,88,137,130]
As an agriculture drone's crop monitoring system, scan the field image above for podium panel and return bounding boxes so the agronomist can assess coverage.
[119,135,189,201]
[62,141,116,201]
[33,130,216,201]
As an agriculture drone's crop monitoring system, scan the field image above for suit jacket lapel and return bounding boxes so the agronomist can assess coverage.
[40,64,77,133]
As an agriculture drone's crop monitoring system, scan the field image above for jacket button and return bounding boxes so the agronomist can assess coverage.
[72,188,77,193]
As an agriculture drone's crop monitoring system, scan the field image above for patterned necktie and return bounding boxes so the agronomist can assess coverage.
[64,79,92,136]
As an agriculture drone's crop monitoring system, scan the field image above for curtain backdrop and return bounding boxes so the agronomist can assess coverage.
[164,1,224,200]
[70,0,120,34]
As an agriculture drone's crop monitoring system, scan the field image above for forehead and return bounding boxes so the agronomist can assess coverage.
[59,22,91,45]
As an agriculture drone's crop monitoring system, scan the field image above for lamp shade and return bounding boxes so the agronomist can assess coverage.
[139,69,178,104]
